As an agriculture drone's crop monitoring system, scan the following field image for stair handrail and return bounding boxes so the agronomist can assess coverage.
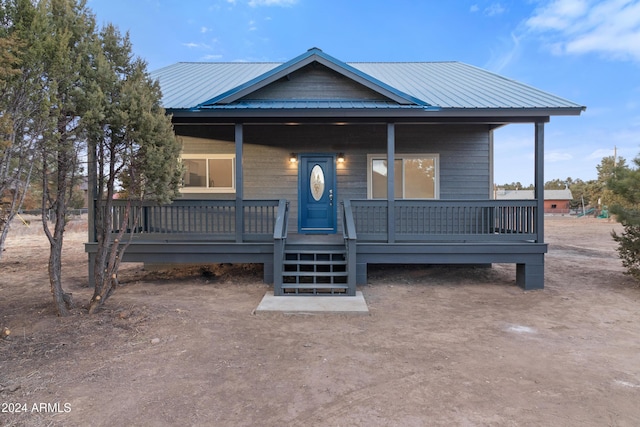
[273,199,289,240]
[342,199,357,296]
[342,199,357,241]
[273,199,289,295]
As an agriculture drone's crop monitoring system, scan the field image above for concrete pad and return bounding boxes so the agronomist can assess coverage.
[255,291,369,314]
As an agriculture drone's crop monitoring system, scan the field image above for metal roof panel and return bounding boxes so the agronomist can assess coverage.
[149,57,585,113]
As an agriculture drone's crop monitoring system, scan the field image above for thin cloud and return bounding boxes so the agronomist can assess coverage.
[248,0,297,7]
[526,0,640,63]
[587,148,616,160]
[486,32,522,72]
[470,2,505,16]
[201,54,223,61]
[485,3,506,16]
[546,150,573,162]
[182,42,211,49]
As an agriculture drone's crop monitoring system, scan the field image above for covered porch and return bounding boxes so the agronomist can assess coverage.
[85,192,547,294]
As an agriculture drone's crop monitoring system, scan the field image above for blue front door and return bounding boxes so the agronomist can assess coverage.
[299,155,337,234]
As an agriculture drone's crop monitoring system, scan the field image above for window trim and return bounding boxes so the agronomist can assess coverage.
[367,153,440,199]
[180,154,236,194]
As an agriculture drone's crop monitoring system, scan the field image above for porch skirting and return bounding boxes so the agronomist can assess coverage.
[355,242,547,290]
[85,241,547,291]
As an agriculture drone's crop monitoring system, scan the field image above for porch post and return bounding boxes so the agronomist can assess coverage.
[534,121,544,244]
[235,123,244,243]
[87,140,97,243]
[387,123,396,243]
[516,120,546,291]
[87,139,97,287]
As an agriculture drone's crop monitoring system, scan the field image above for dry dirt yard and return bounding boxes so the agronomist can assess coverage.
[0,216,639,426]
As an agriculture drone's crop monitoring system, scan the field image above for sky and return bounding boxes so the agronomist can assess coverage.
[86,0,640,186]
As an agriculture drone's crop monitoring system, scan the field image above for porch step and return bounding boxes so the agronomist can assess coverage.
[279,246,349,295]
[281,283,349,295]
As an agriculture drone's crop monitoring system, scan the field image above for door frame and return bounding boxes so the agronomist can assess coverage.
[298,153,338,234]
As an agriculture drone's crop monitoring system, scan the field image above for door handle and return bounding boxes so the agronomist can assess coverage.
[329,189,333,205]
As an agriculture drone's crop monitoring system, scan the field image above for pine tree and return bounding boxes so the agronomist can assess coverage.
[608,156,640,281]
[35,0,98,316]
[86,24,181,313]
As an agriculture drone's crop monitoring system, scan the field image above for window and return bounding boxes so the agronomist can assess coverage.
[368,154,439,199]
[181,155,235,193]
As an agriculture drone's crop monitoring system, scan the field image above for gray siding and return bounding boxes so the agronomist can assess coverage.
[396,125,491,199]
[241,63,388,101]
[176,123,491,232]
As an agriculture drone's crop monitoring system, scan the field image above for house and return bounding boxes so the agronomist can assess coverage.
[495,188,573,214]
[85,48,585,295]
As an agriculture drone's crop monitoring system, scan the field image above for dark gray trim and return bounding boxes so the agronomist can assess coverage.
[86,242,275,283]
[387,123,396,244]
[87,140,97,243]
[355,242,547,290]
[235,124,244,243]
[534,121,545,244]
[169,108,579,120]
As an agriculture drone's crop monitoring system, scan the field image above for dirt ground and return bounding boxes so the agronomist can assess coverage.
[0,215,639,426]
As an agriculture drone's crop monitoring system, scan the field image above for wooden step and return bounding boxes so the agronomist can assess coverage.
[282,271,347,277]
[281,283,350,295]
[283,259,347,265]
[279,244,351,293]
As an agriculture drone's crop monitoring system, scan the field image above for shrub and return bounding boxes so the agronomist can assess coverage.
[611,224,640,281]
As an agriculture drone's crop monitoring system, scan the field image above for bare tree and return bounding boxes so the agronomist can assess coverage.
[0,0,44,259]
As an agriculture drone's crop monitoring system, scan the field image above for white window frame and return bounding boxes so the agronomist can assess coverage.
[367,153,440,199]
[180,154,236,194]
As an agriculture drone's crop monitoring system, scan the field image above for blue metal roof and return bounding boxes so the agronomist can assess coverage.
[149,48,585,115]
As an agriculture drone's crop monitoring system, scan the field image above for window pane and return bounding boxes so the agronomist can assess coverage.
[208,159,233,188]
[404,158,436,199]
[310,164,325,201]
[183,159,206,187]
[372,159,402,198]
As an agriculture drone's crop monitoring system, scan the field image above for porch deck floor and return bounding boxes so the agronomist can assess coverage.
[254,291,369,314]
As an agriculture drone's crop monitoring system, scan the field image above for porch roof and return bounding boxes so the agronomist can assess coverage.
[150,47,585,118]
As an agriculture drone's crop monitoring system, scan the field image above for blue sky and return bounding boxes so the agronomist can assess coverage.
[87,0,640,185]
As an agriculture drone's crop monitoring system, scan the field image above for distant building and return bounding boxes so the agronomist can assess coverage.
[495,188,573,214]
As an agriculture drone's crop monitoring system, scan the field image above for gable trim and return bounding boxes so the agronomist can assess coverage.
[196,48,431,108]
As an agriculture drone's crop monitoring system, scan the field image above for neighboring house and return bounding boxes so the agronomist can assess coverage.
[85,48,585,295]
[495,189,573,214]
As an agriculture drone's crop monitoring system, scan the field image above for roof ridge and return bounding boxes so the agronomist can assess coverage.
[347,61,459,64]
[172,61,461,65]
[176,61,282,65]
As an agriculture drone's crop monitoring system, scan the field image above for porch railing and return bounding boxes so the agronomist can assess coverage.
[350,199,538,243]
[99,199,281,242]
